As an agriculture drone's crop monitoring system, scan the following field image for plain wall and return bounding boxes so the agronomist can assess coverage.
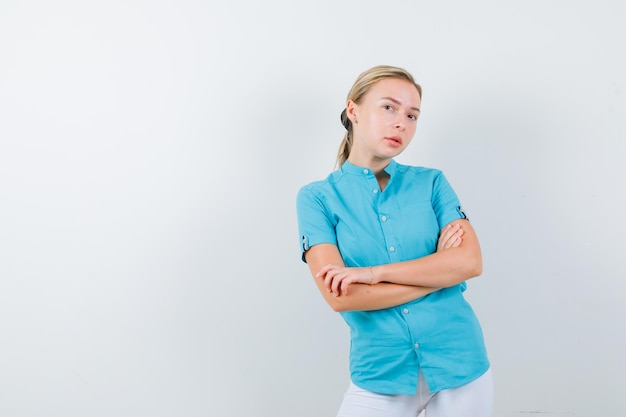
[1,1,624,416]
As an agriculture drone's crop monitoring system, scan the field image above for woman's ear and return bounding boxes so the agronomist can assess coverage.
[346,100,358,124]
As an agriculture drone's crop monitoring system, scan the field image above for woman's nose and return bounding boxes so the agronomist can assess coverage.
[394,117,406,130]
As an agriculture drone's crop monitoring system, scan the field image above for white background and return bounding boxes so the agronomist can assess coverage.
[1,1,625,416]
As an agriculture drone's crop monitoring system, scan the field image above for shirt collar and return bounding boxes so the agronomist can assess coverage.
[341,159,398,177]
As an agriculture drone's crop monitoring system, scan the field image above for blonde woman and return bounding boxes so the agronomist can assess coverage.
[296,65,493,417]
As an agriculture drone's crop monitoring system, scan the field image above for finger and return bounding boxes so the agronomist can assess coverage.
[341,279,352,296]
[324,270,336,293]
[438,225,453,243]
[328,271,345,295]
[445,226,465,248]
[323,267,344,292]
[447,230,464,248]
[438,224,458,249]
[448,223,462,239]
[331,273,345,297]
[316,264,337,278]
[442,234,455,249]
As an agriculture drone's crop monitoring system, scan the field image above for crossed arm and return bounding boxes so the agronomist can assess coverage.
[303,219,482,312]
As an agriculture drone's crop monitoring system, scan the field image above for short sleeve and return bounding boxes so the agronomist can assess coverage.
[431,171,467,229]
[296,186,337,263]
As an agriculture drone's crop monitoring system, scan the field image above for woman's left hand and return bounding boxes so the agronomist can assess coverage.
[437,222,464,252]
[316,264,373,297]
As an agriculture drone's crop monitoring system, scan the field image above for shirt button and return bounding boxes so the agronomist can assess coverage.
[389,246,395,252]
[363,169,369,174]
[381,216,387,222]
[373,189,379,194]
[403,308,409,314]
[414,343,420,349]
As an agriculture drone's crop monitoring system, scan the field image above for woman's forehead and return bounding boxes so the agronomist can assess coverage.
[365,78,421,106]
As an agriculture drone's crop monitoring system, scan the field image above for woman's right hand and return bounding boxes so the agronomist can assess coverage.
[437,222,464,252]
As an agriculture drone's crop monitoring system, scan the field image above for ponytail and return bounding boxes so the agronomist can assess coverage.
[336,109,353,168]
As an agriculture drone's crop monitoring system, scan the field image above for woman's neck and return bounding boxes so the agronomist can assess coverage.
[346,155,391,191]
[376,170,390,191]
[347,155,390,176]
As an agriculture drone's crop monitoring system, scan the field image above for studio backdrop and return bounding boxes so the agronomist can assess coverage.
[1,1,624,416]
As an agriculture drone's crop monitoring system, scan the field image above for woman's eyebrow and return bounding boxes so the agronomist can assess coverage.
[380,96,421,112]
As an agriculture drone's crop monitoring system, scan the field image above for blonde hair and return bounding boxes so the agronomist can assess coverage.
[337,65,422,167]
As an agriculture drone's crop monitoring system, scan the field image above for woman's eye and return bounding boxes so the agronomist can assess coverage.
[408,114,417,120]
[383,105,393,111]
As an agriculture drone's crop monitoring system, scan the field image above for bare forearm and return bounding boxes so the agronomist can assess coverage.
[372,247,482,288]
[319,280,438,312]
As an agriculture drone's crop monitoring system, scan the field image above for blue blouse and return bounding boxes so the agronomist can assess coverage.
[296,159,490,395]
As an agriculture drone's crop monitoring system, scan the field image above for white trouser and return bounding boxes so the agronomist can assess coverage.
[336,368,493,417]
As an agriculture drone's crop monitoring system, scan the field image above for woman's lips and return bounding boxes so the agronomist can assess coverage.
[385,136,403,146]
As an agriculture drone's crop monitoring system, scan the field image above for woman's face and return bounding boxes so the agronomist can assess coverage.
[348,78,421,163]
